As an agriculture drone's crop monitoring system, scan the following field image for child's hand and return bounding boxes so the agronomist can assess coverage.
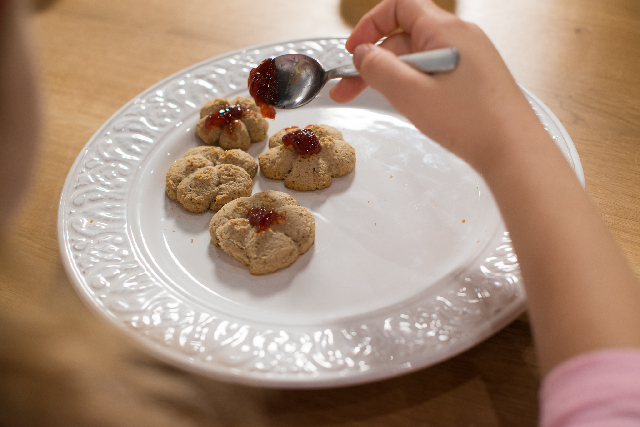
[330,0,544,173]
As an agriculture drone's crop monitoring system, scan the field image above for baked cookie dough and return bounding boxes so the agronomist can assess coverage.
[258,124,355,191]
[209,190,315,275]
[196,97,268,150]
[166,146,257,213]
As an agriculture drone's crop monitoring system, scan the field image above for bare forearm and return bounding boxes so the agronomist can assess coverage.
[482,114,640,375]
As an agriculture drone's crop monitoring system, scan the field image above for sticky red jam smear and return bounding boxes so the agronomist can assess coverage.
[203,105,247,140]
[204,105,245,131]
[282,128,321,155]
[248,58,278,119]
[247,207,286,233]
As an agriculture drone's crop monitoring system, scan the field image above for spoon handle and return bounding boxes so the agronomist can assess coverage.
[327,47,460,79]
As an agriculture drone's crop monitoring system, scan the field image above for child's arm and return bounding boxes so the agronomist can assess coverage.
[330,0,640,375]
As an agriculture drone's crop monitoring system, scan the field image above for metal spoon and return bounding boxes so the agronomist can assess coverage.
[271,47,459,109]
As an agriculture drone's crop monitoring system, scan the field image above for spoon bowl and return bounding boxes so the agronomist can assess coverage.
[268,48,460,109]
[271,54,329,109]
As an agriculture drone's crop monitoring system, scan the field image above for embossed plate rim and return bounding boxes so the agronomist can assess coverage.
[58,36,582,388]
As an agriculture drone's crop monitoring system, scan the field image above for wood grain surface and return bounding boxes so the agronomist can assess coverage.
[1,0,638,425]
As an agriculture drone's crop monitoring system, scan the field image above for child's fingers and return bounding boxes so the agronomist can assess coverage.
[345,0,451,52]
[378,32,414,56]
[353,43,434,114]
[330,33,414,103]
[329,77,367,103]
[333,0,456,105]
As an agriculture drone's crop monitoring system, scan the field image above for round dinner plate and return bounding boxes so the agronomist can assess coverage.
[58,37,583,388]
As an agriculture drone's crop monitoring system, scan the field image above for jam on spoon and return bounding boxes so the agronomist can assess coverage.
[248,58,278,119]
[247,206,286,233]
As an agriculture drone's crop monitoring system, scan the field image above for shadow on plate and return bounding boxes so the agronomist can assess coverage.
[207,242,314,297]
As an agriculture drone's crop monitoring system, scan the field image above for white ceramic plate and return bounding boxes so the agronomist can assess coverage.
[58,37,583,388]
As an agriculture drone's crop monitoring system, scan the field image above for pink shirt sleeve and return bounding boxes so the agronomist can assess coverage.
[540,348,640,427]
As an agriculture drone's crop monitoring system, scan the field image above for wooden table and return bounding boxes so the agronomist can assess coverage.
[1,0,638,425]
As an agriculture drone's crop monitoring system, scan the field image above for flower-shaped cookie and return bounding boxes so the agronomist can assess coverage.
[209,190,315,275]
[196,96,268,150]
[166,146,257,213]
[258,124,355,191]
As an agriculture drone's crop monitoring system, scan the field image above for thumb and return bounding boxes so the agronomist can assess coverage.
[353,43,431,107]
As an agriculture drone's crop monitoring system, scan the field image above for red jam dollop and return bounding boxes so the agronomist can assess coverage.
[247,207,286,233]
[248,58,278,119]
[282,128,321,155]
[204,105,245,130]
